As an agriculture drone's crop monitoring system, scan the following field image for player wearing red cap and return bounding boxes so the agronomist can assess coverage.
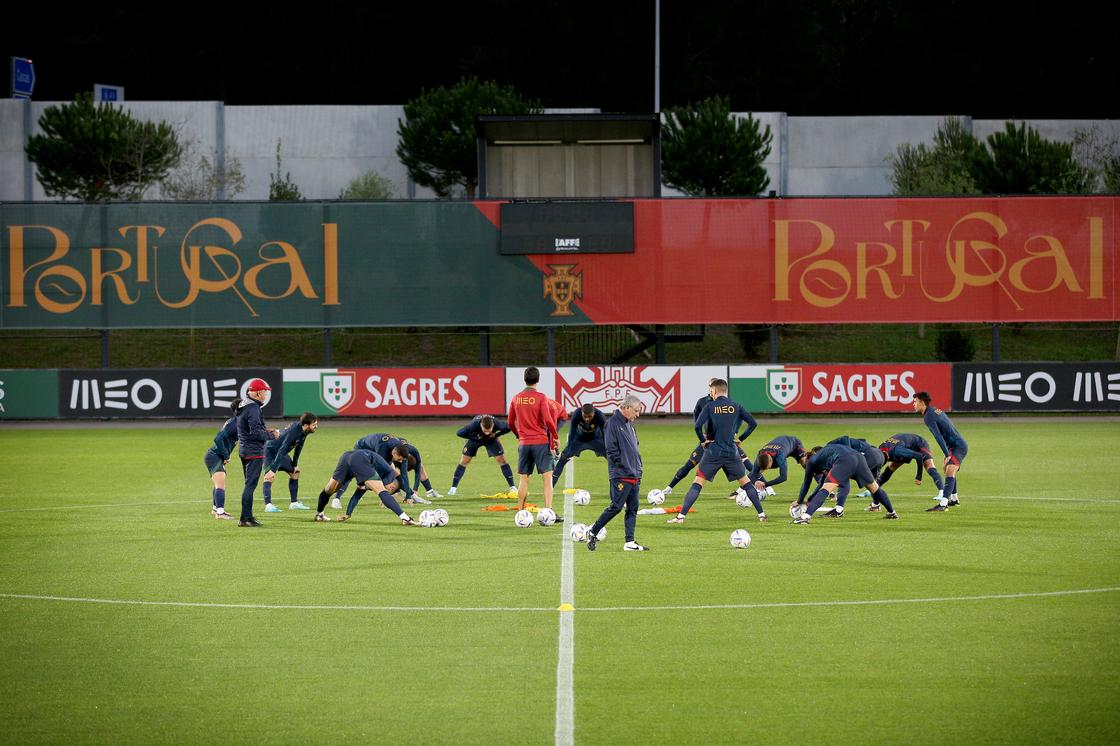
[235,378,279,527]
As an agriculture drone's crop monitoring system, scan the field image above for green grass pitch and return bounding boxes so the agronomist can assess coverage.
[1,417,1118,744]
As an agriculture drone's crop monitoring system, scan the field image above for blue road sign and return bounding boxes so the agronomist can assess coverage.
[11,57,35,98]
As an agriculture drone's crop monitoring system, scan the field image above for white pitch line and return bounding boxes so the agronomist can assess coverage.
[555,487,576,746]
[0,593,553,612]
[2,586,1116,615]
[0,500,203,513]
[576,586,1120,612]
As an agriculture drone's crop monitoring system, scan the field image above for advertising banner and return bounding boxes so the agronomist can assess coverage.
[0,369,59,419]
[59,369,282,418]
[283,368,506,416]
[504,366,727,414]
[4,197,1116,328]
[952,362,1120,411]
[729,364,952,413]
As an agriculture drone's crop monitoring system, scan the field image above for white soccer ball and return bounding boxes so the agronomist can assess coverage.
[537,507,557,526]
[433,508,449,526]
[573,489,591,505]
[418,510,438,527]
[569,523,589,542]
[514,509,535,528]
[734,488,752,508]
[646,488,665,506]
[730,529,752,549]
[789,502,803,520]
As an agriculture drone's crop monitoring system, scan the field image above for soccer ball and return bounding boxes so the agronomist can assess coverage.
[789,502,803,520]
[514,509,535,528]
[569,523,589,542]
[433,508,449,526]
[730,529,752,549]
[418,510,438,527]
[734,488,752,508]
[646,488,665,505]
[537,507,557,526]
[573,489,591,505]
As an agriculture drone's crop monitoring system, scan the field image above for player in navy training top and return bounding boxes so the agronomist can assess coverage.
[793,443,897,523]
[338,433,412,506]
[875,433,946,506]
[399,442,443,501]
[552,404,608,486]
[262,412,318,512]
[235,379,280,527]
[203,401,244,520]
[312,449,415,525]
[660,380,717,495]
[667,379,766,524]
[449,415,516,496]
[749,435,808,494]
[914,391,968,512]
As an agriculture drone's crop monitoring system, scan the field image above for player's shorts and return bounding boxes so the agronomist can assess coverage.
[518,444,555,475]
[204,449,225,475]
[861,448,885,473]
[563,438,606,459]
[825,453,876,488]
[463,439,504,458]
[947,444,968,466]
[266,452,295,473]
[331,450,392,487]
[696,449,748,481]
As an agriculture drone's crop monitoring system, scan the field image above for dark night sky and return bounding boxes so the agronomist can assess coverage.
[4,1,1119,118]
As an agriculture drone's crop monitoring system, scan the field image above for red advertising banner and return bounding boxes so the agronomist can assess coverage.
[284,368,506,416]
[520,197,1119,323]
[730,363,951,413]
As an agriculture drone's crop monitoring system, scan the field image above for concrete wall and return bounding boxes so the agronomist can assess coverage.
[1,99,1116,201]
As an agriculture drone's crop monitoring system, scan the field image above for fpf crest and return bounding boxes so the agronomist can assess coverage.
[543,264,583,317]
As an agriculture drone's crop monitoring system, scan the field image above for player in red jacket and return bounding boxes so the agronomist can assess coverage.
[507,366,559,517]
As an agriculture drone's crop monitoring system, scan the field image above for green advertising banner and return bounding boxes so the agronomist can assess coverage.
[0,202,586,329]
[0,369,59,418]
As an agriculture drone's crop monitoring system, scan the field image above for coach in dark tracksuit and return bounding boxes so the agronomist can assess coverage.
[236,378,278,527]
[587,395,648,552]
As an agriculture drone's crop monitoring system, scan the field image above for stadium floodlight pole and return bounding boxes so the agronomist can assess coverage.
[654,0,661,112]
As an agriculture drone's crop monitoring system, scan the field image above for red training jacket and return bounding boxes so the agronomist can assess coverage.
[508,388,558,447]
